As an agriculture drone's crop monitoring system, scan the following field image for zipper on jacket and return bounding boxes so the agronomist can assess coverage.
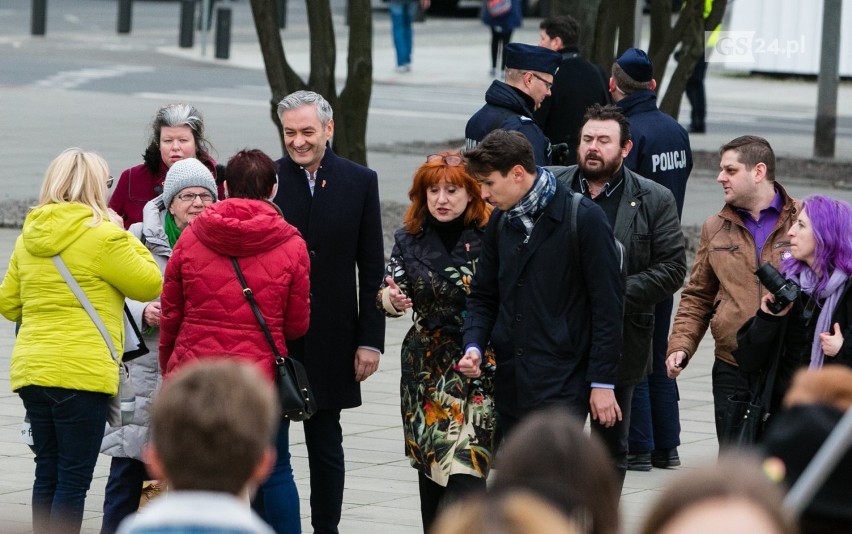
[712,245,739,252]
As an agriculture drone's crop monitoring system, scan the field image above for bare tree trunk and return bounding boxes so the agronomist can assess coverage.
[248,0,373,165]
[571,0,603,61]
[248,0,305,154]
[336,0,373,165]
[615,0,636,58]
[306,0,336,98]
[591,0,619,69]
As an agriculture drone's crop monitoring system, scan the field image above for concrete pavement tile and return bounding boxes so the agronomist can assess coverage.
[344,476,419,496]
[344,435,407,454]
[344,448,405,465]
[341,410,403,428]
[340,422,394,435]
[350,402,402,417]
[340,487,417,507]
[338,503,422,527]
[336,516,420,534]
[347,464,416,482]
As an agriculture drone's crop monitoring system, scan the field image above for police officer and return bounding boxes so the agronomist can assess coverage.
[609,47,693,472]
[465,43,561,166]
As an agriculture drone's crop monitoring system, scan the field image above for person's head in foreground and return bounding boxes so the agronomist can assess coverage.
[639,454,798,534]
[491,406,620,534]
[431,489,580,534]
[145,359,279,497]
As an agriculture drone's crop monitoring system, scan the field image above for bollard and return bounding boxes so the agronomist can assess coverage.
[179,0,195,48]
[277,0,287,29]
[214,7,231,60]
[31,0,47,36]
[117,0,132,34]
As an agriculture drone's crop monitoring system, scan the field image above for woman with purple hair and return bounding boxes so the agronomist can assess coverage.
[734,194,852,421]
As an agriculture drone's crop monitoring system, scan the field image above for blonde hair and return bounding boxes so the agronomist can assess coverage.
[37,148,111,226]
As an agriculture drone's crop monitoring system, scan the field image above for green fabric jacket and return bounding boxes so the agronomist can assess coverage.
[0,203,162,394]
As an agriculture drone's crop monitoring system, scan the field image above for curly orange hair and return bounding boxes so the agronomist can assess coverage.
[403,152,492,234]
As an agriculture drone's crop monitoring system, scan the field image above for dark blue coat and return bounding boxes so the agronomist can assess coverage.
[463,180,624,419]
[465,80,551,166]
[481,0,522,30]
[617,90,692,218]
[274,147,386,410]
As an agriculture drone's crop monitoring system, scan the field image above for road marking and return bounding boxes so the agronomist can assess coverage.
[36,65,154,89]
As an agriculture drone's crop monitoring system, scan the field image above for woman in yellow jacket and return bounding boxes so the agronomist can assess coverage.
[0,148,162,534]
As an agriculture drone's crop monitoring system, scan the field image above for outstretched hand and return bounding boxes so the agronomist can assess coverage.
[385,276,413,312]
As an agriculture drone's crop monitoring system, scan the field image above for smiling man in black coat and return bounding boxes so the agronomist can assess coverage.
[273,90,385,534]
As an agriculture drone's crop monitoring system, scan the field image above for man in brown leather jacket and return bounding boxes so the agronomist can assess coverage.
[665,135,798,443]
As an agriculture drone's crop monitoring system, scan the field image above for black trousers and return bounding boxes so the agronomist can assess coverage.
[303,409,345,534]
[495,384,634,495]
[418,472,485,533]
[712,358,750,446]
[489,29,513,70]
[591,384,634,494]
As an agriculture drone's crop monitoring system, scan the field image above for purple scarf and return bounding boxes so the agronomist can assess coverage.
[790,269,849,369]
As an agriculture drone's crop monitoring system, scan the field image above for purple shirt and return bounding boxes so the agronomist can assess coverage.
[736,188,784,262]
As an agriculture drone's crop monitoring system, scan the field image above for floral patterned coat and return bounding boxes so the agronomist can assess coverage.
[378,223,496,486]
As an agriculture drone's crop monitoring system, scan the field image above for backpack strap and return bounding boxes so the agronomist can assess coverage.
[568,190,581,260]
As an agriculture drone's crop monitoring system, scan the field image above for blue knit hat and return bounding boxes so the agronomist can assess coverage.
[504,43,562,75]
[616,48,653,82]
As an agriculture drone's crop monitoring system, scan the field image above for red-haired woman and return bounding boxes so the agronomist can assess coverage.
[377,152,495,533]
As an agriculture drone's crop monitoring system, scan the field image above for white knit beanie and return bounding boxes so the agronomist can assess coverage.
[162,158,218,207]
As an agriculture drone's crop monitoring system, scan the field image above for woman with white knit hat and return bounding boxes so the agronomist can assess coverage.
[100,157,218,534]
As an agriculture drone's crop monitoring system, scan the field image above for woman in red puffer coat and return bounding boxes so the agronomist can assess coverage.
[159,149,309,379]
[159,149,309,533]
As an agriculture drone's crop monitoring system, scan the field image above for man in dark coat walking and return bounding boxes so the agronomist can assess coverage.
[533,15,610,166]
[551,104,686,490]
[465,43,562,167]
[273,90,385,534]
[458,130,625,454]
[610,48,693,471]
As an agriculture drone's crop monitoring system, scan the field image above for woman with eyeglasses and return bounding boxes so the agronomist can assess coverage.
[734,194,852,430]
[0,148,162,534]
[377,152,496,532]
[159,149,309,534]
[99,157,219,533]
[108,103,220,229]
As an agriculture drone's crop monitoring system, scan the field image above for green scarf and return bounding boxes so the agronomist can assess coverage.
[164,212,182,248]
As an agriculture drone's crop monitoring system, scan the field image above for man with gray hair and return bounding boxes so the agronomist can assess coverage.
[272,90,385,534]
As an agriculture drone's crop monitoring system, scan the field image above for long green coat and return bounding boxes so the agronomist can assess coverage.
[379,223,496,486]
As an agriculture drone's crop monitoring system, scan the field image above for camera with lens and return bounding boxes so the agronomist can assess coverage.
[755,263,801,314]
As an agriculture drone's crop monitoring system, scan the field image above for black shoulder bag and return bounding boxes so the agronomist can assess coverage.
[721,321,784,447]
[230,257,316,421]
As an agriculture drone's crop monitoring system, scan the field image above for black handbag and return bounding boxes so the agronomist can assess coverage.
[721,337,782,448]
[231,257,316,421]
